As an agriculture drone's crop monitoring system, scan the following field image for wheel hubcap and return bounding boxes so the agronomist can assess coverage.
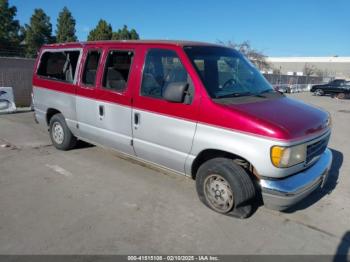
[316,90,323,95]
[338,93,345,99]
[204,174,234,213]
[52,122,64,144]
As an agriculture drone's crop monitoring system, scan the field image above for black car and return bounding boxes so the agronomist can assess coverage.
[311,79,350,99]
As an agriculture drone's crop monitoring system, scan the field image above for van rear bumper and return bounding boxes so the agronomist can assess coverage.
[260,148,332,211]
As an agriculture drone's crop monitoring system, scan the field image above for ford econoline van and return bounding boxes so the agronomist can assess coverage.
[33,40,332,218]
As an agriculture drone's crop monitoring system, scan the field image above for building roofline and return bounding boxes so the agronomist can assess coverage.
[267,57,350,63]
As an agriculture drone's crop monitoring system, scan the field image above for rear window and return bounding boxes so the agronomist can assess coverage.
[37,50,81,83]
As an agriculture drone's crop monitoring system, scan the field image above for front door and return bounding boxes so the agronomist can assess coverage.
[132,48,200,173]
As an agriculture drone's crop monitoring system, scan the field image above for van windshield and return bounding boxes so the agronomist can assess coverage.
[183,46,273,99]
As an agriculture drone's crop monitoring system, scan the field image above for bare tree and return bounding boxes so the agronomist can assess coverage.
[218,40,271,70]
[303,63,316,76]
[272,67,282,75]
[314,68,331,78]
[303,63,321,84]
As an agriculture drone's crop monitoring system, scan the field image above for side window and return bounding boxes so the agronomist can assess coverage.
[82,50,101,86]
[141,49,193,101]
[37,50,80,83]
[102,50,133,92]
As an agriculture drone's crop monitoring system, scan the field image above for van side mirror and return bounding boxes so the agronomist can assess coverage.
[163,82,189,103]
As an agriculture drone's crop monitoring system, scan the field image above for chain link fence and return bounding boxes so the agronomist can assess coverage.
[264,74,325,93]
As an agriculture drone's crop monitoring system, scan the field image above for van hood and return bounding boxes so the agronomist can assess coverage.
[222,96,330,140]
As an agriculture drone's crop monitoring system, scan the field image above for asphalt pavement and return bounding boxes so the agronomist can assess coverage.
[0,93,349,255]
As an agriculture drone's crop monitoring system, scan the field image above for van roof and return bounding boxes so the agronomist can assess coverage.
[42,40,222,49]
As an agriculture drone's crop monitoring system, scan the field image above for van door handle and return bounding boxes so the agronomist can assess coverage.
[134,112,140,129]
[99,105,104,119]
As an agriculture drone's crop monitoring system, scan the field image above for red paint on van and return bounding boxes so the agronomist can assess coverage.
[33,40,329,141]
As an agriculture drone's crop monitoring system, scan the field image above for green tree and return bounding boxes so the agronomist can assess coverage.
[112,25,139,40]
[129,29,139,40]
[56,6,77,43]
[87,19,112,41]
[0,0,21,54]
[24,8,53,57]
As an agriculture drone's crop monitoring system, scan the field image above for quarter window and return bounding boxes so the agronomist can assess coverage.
[82,50,101,86]
[102,50,133,92]
[193,59,205,78]
[141,49,192,100]
[37,50,80,83]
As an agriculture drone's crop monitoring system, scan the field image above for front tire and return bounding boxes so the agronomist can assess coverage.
[49,113,77,150]
[196,158,256,219]
[315,89,324,96]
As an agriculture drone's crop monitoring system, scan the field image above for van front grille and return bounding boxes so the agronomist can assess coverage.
[306,135,330,164]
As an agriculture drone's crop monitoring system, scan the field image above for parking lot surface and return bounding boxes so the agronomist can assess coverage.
[0,93,349,255]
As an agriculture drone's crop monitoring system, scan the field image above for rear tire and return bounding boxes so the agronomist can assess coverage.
[49,113,77,150]
[337,93,346,99]
[196,158,256,219]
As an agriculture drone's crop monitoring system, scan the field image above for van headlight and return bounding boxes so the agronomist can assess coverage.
[271,144,307,168]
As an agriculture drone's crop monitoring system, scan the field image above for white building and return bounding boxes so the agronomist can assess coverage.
[266,57,350,80]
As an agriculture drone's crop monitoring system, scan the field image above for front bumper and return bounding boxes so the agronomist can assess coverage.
[260,148,332,211]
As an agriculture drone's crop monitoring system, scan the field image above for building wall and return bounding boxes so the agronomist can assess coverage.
[266,57,350,79]
[0,57,35,106]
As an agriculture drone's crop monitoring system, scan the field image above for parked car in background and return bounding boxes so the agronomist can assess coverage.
[311,79,350,98]
[273,84,291,93]
[273,84,313,94]
[0,87,16,114]
[33,40,332,218]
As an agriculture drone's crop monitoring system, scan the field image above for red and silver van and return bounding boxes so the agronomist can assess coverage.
[32,40,332,218]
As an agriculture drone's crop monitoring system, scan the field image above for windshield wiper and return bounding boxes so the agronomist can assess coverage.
[250,89,276,98]
[259,89,274,94]
[215,89,276,99]
[215,92,252,99]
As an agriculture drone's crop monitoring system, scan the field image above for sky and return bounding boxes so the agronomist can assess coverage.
[10,0,350,57]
